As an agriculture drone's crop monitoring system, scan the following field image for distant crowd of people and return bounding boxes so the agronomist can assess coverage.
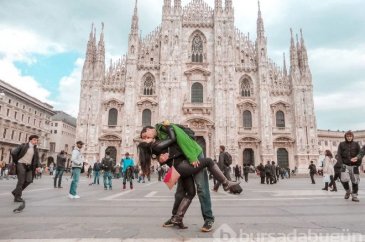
[3,126,365,232]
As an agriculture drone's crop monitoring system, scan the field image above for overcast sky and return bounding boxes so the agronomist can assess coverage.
[0,0,364,131]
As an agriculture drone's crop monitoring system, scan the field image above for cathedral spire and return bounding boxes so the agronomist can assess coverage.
[97,23,105,61]
[84,23,95,64]
[163,0,171,15]
[174,0,181,13]
[130,0,139,36]
[283,52,287,76]
[256,0,265,40]
[99,22,104,44]
[289,28,299,70]
[225,0,232,11]
[300,29,309,70]
[174,0,181,8]
[215,0,222,11]
[256,0,267,62]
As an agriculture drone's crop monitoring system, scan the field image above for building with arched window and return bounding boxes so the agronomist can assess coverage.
[77,0,323,172]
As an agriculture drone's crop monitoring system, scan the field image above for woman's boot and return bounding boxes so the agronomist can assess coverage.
[170,198,192,229]
[209,164,240,191]
[322,182,328,191]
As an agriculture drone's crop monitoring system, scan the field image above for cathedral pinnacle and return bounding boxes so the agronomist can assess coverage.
[256,0,265,40]
[283,52,287,76]
[215,0,222,11]
[130,0,139,35]
[225,0,232,11]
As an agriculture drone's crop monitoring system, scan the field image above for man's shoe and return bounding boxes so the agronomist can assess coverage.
[201,220,214,232]
[162,218,174,227]
[352,194,360,202]
[123,184,126,189]
[74,195,80,199]
[14,197,24,203]
[68,194,75,199]
[130,184,133,189]
[58,186,63,188]
[344,190,351,200]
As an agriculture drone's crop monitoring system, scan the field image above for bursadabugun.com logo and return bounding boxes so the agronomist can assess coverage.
[213,224,364,242]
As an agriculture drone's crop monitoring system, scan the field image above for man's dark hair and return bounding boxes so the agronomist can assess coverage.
[28,135,39,141]
[140,125,155,138]
[105,151,111,156]
[60,150,65,155]
[220,145,225,151]
[76,141,84,145]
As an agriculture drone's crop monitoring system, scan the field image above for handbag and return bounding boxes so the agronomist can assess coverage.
[163,160,180,190]
[80,163,85,174]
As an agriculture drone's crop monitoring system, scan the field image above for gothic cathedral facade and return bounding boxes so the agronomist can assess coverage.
[77,0,319,173]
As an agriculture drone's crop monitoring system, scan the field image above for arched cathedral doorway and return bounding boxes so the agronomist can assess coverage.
[105,146,117,162]
[277,148,289,168]
[243,149,254,166]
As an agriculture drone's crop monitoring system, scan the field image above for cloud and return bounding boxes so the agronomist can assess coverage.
[0,58,53,104]
[55,58,83,117]
[0,26,64,63]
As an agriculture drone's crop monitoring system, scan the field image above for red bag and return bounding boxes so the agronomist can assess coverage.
[163,166,180,190]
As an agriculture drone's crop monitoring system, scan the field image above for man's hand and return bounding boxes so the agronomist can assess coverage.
[351,157,358,163]
[159,153,169,164]
[192,161,200,168]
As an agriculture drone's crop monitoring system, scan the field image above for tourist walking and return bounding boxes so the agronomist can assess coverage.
[54,150,66,188]
[337,131,361,202]
[101,151,114,190]
[69,141,84,199]
[308,161,316,184]
[322,150,334,191]
[11,135,40,203]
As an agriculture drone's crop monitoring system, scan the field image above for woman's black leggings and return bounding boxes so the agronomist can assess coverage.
[173,158,215,200]
[175,158,214,178]
[179,176,196,200]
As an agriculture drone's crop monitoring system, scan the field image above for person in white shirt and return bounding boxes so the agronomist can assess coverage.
[68,141,84,199]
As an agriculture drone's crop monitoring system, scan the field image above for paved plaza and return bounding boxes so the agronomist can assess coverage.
[0,173,364,241]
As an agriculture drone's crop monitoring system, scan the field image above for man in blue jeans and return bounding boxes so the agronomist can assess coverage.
[101,151,114,190]
[161,152,214,232]
[92,159,101,185]
[69,141,84,199]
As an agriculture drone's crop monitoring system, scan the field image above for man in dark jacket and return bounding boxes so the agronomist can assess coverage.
[11,135,40,202]
[337,131,361,202]
[212,145,232,191]
[243,164,250,182]
[264,161,272,184]
[54,150,66,188]
[101,151,115,190]
[257,162,265,184]
[308,161,316,184]
[92,159,101,185]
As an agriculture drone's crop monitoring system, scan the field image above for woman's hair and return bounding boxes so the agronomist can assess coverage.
[137,142,153,176]
[140,125,155,138]
[325,150,333,158]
